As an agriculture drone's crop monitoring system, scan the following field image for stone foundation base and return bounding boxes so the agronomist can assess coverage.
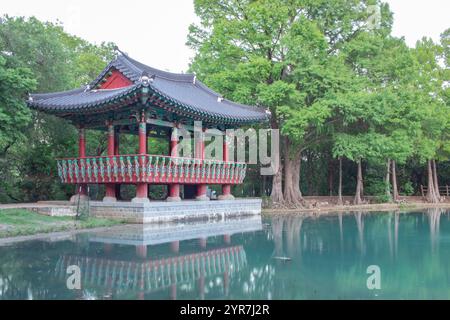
[166,196,182,202]
[69,194,89,203]
[218,194,235,200]
[90,198,262,223]
[131,197,150,203]
[102,196,117,203]
[195,195,210,201]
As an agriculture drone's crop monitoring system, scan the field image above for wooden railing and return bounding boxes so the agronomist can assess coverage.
[420,185,450,197]
[56,154,247,185]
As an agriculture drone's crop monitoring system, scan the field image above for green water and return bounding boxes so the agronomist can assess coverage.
[0,209,449,300]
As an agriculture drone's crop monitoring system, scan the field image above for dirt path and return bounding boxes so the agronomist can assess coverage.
[262,202,450,216]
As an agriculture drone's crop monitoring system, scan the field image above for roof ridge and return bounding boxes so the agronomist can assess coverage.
[120,54,195,82]
[30,87,86,100]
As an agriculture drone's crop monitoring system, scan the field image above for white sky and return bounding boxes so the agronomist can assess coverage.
[1,0,448,73]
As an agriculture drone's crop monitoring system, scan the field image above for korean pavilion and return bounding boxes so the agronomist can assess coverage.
[27,52,268,204]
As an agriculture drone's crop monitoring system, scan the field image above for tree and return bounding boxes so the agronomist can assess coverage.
[411,36,448,203]
[0,55,36,201]
[0,15,115,202]
[188,0,387,207]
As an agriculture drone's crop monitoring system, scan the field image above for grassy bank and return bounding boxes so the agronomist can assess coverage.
[0,209,125,238]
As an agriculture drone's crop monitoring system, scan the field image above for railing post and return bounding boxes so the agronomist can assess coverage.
[104,121,117,202]
[132,113,149,203]
[114,130,121,199]
[167,126,181,202]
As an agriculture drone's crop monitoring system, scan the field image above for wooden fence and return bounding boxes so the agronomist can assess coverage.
[420,185,450,197]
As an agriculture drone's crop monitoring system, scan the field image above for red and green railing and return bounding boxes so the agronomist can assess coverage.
[56,154,247,185]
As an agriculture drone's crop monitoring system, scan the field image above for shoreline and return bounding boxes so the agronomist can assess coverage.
[262,202,450,216]
[1,201,449,244]
[0,224,134,246]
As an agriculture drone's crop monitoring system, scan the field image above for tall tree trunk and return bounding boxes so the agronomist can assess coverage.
[432,159,441,201]
[269,116,283,206]
[391,160,399,201]
[293,154,303,200]
[426,160,438,203]
[337,157,343,205]
[354,159,364,205]
[283,138,303,207]
[328,158,334,196]
[306,150,313,196]
[385,158,392,200]
[270,162,284,206]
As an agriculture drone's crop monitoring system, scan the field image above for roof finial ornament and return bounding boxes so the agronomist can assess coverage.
[113,45,128,57]
[217,96,223,102]
[84,84,91,92]
[28,94,33,102]
[139,71,154,86]
[193,72,197,85]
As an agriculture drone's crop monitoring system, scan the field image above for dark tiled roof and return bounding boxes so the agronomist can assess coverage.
[28,85,140,112]
[28,54,269,125]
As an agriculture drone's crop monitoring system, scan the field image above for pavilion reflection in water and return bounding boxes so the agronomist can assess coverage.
[55,216,262,299]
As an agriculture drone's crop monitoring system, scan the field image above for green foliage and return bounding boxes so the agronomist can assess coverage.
[401,181,414,196]
[188,0,449,201]
[0,208,123,238]
[0,15,115,202]
[0,4,448,205]
[0,55,36,148]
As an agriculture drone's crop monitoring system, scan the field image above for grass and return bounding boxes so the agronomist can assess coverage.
[0,208,125,238]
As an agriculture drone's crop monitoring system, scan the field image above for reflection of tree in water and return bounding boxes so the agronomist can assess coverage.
[270,216,303,259]
[0,240,78,299]
[387,211,400,260]
[271,216,284,258]
[286,216,303,258]
[338,213,343,250]
[427,208,443,253]
[354,211,365,255]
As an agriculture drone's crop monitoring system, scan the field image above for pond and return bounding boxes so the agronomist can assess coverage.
[0,209,449,300]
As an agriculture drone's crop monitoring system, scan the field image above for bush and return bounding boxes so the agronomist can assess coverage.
[374,194,392,203]
[401,181,414,196]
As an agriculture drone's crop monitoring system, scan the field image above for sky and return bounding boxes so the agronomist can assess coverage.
[1,0,449,73]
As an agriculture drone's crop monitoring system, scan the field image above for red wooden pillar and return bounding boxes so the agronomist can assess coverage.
[170,241,180,253]
[223,269,229,297]
[104,243,113,254]
[198,275,205,300]
[167,127,181,201]
[114,130,120,155]
[71,126,88,202]
[114,130,121,199]
[170,283,177,300]
[132,115,149,203]
[199,237,207,249]
[219,133,234,200]
[196,128,208,201]
[104,122,117,202]
[79,126,86,158]
[136,245,147,259]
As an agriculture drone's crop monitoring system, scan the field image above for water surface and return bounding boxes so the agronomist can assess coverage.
[0,209,449,300]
